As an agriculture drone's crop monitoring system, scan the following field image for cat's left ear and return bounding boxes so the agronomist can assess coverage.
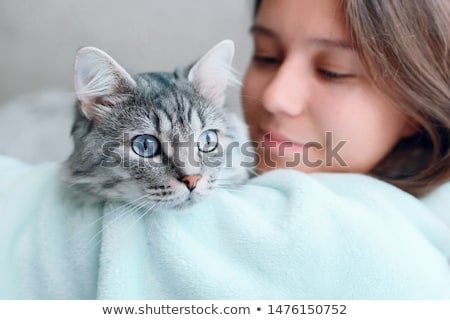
[188,40,237,107]
[74,47,137,121]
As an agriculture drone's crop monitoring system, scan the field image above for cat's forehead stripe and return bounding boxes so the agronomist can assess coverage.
[155,107,173,132]
[197,106,208,129]
[150,112,161,135]
[174,90,188,128]
[190,108,203,132]
[187,103,194,123]
[148,73,174,90]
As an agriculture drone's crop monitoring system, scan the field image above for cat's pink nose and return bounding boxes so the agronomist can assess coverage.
[179,175,202,192]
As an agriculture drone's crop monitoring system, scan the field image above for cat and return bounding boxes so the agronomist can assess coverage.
[61,40,252,211]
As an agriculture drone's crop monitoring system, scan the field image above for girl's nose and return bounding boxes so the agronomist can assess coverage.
[261,59,309,117]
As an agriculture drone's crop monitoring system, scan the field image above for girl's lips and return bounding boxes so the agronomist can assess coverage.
[260,129,305,156]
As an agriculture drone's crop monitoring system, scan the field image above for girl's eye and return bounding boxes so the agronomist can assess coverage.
[132,134,160,158]
[198,130,219,153]
[253,55,282,65]
[318,68,352,80]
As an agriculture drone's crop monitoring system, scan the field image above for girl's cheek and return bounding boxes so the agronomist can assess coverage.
[243,73,262,109]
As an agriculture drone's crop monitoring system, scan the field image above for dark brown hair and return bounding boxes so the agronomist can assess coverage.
[254,0,450,196]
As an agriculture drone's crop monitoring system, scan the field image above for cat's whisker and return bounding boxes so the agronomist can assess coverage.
[217,187,246,194]
[84,206,137,249]
[100,196,149,226]
[63,212,104,245]
[122,203,157,235]
[215,182,245,189]
[103,195,148,216]
[83,200,154,255]
[80,195,151,251]
[239,94,263,103]
[62,196,146,244]
[213,181,248,193]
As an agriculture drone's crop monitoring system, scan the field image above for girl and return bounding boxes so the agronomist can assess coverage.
[243,0,450,196]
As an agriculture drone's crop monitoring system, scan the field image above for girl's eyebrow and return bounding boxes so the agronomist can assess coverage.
[249,24,278,38]
[250,24,353,51]
[308,38,353,50]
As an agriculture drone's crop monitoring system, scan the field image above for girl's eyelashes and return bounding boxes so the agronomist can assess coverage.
[317,68,354,80]
[252,54,282,65]
[252,51,355,81]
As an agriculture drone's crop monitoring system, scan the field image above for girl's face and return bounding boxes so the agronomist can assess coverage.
[242,0,417,174]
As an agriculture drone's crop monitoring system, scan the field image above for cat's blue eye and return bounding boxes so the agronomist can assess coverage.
[132,135,160,158]
[198,130,219,153]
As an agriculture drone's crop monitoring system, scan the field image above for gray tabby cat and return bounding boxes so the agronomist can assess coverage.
[61,40,251,210]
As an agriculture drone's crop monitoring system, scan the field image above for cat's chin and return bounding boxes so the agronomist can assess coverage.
[170,198,198,210]
[149,192,209,212]
[173,194,206,210]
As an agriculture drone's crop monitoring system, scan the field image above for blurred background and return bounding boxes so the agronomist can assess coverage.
[0,0,254,163]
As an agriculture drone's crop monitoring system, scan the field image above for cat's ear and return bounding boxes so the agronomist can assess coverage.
[188,40,237,107]
[74,47,136,120]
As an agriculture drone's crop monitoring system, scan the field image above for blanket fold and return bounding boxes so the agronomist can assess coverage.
[0,155,449,299]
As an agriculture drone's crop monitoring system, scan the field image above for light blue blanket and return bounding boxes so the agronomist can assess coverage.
[1,155,449,299]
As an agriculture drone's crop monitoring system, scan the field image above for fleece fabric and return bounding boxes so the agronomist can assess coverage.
[0,155,449,299]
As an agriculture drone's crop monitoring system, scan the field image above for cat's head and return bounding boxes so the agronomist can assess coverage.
[62,40,249,210]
